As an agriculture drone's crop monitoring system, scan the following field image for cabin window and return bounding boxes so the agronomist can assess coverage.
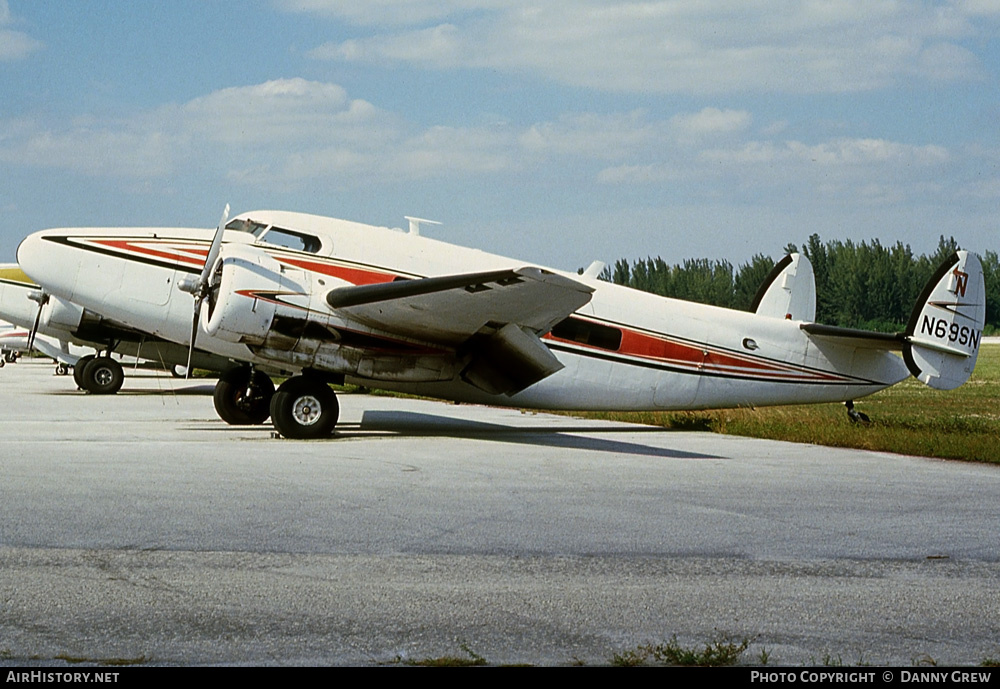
[257,226,322,254]
[226,219,268,235]
[551,316,622,351]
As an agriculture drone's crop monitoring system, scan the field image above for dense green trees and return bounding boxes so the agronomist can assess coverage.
[600,234,998,333]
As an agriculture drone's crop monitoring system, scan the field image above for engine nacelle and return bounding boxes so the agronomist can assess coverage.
[202,244,283,344]
[41,295,85,331]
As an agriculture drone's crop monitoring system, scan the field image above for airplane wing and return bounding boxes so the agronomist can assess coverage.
[325,266,595,395]
[326,266,594,345]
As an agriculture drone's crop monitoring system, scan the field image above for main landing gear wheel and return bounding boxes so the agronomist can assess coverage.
[269,376,339,439]
[213,367,275,425]
[80,356,124,395]
[73,354,96,389]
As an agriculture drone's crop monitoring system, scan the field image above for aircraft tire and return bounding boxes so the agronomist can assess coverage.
[81,356,124,395]
[270,376,339,439]
[213,367,274,425]
[55,363,69,376]
[73,354,96,390]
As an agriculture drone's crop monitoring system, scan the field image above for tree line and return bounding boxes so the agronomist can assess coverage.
[599,234,999,333]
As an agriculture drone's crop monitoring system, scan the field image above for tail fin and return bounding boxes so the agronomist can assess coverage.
[903,250,986,390]
[752,253,816,322]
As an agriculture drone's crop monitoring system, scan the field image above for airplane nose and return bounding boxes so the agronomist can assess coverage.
[17,230,79,300]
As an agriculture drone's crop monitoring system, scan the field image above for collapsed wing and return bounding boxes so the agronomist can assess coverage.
[326,266,595,394]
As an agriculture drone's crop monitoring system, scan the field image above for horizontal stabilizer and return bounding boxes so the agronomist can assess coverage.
[800,323,904,350]
[752,253,816,322]
[903,250,985,390]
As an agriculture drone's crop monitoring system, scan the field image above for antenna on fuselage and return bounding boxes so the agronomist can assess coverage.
[404,216,442,236]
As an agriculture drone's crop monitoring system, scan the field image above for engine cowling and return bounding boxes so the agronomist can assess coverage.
[41,295,85,331]
[201,244,282,344]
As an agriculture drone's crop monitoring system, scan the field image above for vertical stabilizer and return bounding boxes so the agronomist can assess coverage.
[903,250,985,390]
[751,253,816,322]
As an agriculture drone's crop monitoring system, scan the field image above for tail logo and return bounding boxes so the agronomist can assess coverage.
[952,267,969,297]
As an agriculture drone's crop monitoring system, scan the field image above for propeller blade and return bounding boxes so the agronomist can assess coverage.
[198,203,230,292]
[26,291,48,353]
[183,204,230,379]
[186,295,202,379]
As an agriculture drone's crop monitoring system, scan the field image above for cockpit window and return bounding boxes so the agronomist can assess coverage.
[257,226,322,254]
[226,219,268,236]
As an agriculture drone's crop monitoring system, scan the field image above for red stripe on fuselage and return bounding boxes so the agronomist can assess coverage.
[83,237,402,286]
[90,239,210,268]
[276,256,397,285]
[549,320,848,383]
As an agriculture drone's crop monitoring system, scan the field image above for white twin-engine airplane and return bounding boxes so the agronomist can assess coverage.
[16,208,986,439]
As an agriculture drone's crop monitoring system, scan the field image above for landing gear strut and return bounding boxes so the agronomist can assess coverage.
[269,375,339,439]
[213,366,275,425]
[845,400,871,425]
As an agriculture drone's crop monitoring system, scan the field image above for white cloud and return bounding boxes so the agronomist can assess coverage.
[0,124,174,177]
[169,78,393,145]
[519,111,662,159]
[0,76,967,218]
[596,163,684,184]
[0,79,399,179]
[313,23,466,66]
[955,0,1000,17]
[670,108,751,143]
[702,138,950,167]
[299,0,997,94]
[0,1,43,61]
[0,79,526,182]
[279,0,506,27]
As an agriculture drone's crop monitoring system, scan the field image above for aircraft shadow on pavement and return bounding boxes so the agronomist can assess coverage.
[51,384,216,396]
[348,410,724,459]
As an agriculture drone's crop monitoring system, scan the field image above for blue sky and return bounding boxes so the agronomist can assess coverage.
[1,1,998,272]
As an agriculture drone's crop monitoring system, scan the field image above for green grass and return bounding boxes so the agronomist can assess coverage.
[573,345,1000,464]
[612,636,750,667]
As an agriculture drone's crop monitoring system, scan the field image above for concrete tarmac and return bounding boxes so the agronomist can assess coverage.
[1,358,998,666]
